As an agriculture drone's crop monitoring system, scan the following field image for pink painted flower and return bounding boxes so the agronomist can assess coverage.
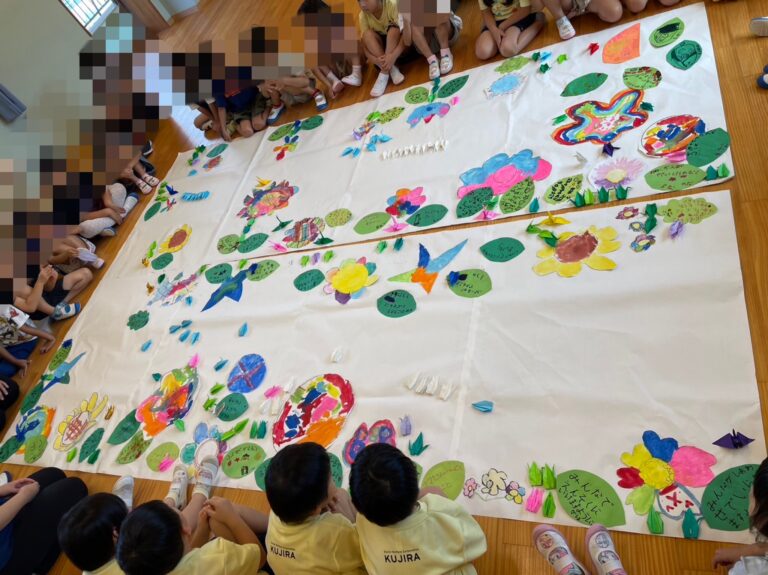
[458,150,552,198]
[590,157,644,190]
[386,187,427,219]
[463,477,478,498]
[617,431,716,515]
[616,206,640,220]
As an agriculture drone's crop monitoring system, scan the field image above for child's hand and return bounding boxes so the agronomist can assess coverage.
[14,358,30,378]
[0,378,13,400]
[204,496,239,525]
[328,489,357,522]
[491,26,504,48]
[0,478,36,497]
[39,337,54,354]
[16,480,40,503]
[712,546,744,568]
[107,208,123,225]
[37,266,56,285]
[198,506,211,528]
[67,246,80,260]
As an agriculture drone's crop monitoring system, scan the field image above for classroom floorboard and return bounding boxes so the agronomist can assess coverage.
[3,0,767,572]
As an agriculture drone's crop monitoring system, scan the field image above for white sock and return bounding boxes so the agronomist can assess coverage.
[123,194,139,215]
[327,72,341,84]
[351,65,362,76]
[428,54,438,64]
[440,49,451,58]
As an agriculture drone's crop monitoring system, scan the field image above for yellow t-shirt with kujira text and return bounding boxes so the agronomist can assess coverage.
[266,511,366,575]
[359,0,400,35]
[170,538,263,575]
[478,0,531,22]
[355,494,487,575]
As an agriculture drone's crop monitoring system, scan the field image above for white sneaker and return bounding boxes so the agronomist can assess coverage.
[371,72,390,97]
[166,464,189,510]
[449,12,463,44]
[556,16,576,40]
[192,456,219,499]
[341,72,363,87]
[751,17,768,37]
[428,58,440,80]
[112,476,135,511]
[99,226,116,237]
[390,66,405,85]
[76,248,104,269]
[440,53,454,75]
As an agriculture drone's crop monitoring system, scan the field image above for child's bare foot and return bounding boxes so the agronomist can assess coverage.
[331,80,345,97]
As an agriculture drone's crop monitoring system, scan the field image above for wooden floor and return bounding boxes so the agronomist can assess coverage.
[3,0,767,573]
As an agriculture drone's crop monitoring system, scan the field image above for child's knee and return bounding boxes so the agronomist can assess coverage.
[238,121,254,138]
[499,42,521,59]
[252,116,266,132]
[599,1,623,22]
[475,37,496,61]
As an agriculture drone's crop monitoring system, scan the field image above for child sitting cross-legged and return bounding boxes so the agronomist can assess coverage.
[58,476,135,575]
[351,443,488,574]
[265,442,365,575]
[116,457,267,575]
[259,76,328,126]
[358,0,408,97]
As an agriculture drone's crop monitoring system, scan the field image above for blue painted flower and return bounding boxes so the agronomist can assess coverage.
[630,234,655,252]
[407,102,451,127]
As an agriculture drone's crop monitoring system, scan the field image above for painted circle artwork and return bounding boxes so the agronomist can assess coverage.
[239,180,298,220]
[272,373,355,448]
[227,354,267,394]
[552,90,649,146]
[640,115,705,158]
[222,442,266,479]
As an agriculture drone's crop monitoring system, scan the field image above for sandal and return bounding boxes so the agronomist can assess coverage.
[141,173,160,187]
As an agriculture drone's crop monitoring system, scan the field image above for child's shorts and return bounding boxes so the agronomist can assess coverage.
[482,12,540,34]
[231,92,269,123]
[281,78,317,106]
[0,339,38,378]
[427,12,463,53]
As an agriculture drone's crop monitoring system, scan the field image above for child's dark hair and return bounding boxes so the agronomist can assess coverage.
[297,0,331,15]
[58,493,128,571]
[751,457,768,537]
[266,442,331,523]
[115,501,185,575]
[350,443,419,526]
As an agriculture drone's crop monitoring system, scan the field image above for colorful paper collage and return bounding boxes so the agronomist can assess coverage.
[1,4,758,544]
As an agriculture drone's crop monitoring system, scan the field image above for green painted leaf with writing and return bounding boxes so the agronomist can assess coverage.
[448,269,493,299]
[353,212,390,235]
[301,115,324,131]
[702,465,758,532]
[686,129,731,168]
[79,428,105,463]
[116,431,152,465]
[500,178,535,214]
[480,238,525,263]
[406,204,448,228]
[205,263,233,284]
[405,86,429,105]
[556,469,626,528]
[237,233,268,254]
[247,260,280,282]
[377,289,417,319]
[268,123,295,142]
[293,269,325,292]
[437,75,469,99]
[421,460,465,500]
[456,187,493,219]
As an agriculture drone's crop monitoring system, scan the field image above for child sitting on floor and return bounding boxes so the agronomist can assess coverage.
[532,523,627,575]
[213,83,271,140]
[351,443,487,574]
[265,442,365,575]
[713,457,768,574]
[49,234,105,273]
[260,75,328,125]
[77,181,139,239]
[58,476,135,575]
[544,0,624,40]
[116,458,266,575]
[297,0,364,97]
[402,0,463,79]
[475,0,545,60]
[358,0,408,97]
[621,0,680,13]
[0,306,55,378]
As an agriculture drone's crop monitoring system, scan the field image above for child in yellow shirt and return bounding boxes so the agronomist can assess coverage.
[265,442,366,575]
[358,0,407,97]
[351,444,487,575]
[115,458,267,575]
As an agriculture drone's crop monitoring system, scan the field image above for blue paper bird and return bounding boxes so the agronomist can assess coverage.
[202,264,258,312]
[389,240,468,293]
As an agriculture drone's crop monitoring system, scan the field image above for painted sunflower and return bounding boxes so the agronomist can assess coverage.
[158,225,192,255]
[533,226,620,277]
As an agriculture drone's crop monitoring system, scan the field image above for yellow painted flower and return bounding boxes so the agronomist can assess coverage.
[53,393,109,451]
[324,257,378,304]
[533,225,620,278]
[158,224,192,255]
